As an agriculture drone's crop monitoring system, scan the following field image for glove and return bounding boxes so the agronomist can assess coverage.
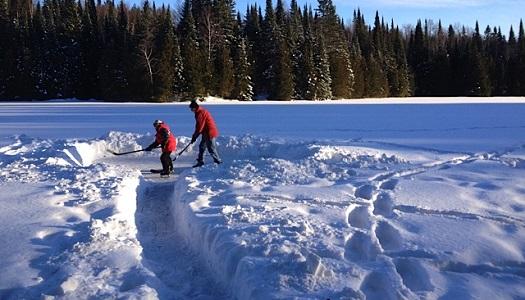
[191,135,197,144]
[145,145,154,151]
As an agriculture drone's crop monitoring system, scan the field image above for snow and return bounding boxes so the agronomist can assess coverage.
[1,97,525,299]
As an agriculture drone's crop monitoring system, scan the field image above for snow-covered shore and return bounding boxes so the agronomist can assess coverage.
[1,100,524,299]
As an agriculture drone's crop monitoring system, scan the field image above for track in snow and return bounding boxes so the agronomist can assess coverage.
[135,178,228,299]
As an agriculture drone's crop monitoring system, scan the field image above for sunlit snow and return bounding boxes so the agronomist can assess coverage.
[1,98,524,299]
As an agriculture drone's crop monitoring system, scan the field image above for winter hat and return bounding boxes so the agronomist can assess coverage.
[189,100,199,109]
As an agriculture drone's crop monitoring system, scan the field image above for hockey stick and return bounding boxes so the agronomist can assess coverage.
[172,142,193,161]
[107,146,160,156]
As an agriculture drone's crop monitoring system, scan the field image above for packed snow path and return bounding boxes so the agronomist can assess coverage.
[135,178,228,299]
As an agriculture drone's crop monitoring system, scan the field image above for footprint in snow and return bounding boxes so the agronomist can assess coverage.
[346,204,372,229]
[375,221,403,252]
[373,192,395,218]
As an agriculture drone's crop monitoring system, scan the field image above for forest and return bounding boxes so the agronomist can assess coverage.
[1,0,524,101]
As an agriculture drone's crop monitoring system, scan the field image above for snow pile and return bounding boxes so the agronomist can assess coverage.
[0,133,159,299]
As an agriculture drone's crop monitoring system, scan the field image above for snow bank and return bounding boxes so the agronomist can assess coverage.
[170,135,525,299]
[0,132,163,298]
[170,137,416,298]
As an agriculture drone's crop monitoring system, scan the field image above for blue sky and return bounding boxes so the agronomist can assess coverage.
[135,0,522,35]
[235,0,522,34]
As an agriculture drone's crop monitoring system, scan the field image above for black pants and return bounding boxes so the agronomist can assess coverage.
[160,152,173,172]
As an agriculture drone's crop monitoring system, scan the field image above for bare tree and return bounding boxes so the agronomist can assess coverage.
[200,6,217,61]
[140,45,154,84]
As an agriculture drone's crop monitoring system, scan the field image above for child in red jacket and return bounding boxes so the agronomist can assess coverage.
[146,119,177,175]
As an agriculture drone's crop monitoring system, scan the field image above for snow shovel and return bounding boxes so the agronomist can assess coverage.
[172,142,192,162]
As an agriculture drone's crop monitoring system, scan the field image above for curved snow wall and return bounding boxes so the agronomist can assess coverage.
[171,173,280,299]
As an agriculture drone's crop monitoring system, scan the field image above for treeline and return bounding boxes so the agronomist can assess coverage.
[1,0,524,101]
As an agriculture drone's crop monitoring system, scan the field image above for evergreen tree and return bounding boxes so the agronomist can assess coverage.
[348,10,366,98]
[29,2,48,98]
[2,0,524,101]
[0,0,13,98]
[7,0,33,99]
[316,0,353,98]
[233,37,254,101]
[214,44,235,98]
[171,22,185,100]
[312,33,332,100]
[40,0,62,98]
[349,39,366,98]
[506,26,518,95]
[367,11,388,97]
[298,6,316,100]
[426,21,451,96]
[57,0,82,97]
[516,20,525,95]
[274,34,294,100]
[391,25,411,96]
[269,0,294,100]
[464,22,490,96]
[258,0,277,98]
[408,20,430,95]
[178,0,205,98]
[151,7,177,101]
[289,0,304,98]
[77,0,100,99]
[98,0,129,100]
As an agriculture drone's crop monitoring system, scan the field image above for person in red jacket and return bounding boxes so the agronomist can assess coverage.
[145,119,177,175]
[189,100,222,168]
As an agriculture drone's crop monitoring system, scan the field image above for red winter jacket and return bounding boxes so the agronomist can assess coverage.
[155,123,177,153]
[193,107,219,139]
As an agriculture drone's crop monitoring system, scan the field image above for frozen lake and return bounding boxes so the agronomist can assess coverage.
[1,101,525,153]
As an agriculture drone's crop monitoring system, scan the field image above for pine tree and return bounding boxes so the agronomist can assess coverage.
[258,0,277,98]
[426,21,451,96]
[298,6,316,100]
[233,37,254,101]
[464,22,490,96]
[312,33,332,100]
[151,7,177,101]
[171,22,185,100]
[391,25,410,96]
[39,0,62,98]
[178,0,205,99]
[268,0,294,100]
[348,10,366,98]
[58,0,82,97]
[349,39,366,98]
[98,0,129,100]
[0,0,13,98]
[289,0,304,99]
[274,35,294,100]
[408,20,429,95]
[29,2,48,98]
[214,44,235,98]
[316,0,353,98]
[244,5,264,98]
[368,11,388,97]
[516,20,525,95]
[77,0,101,99]
[7,0,34,99]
